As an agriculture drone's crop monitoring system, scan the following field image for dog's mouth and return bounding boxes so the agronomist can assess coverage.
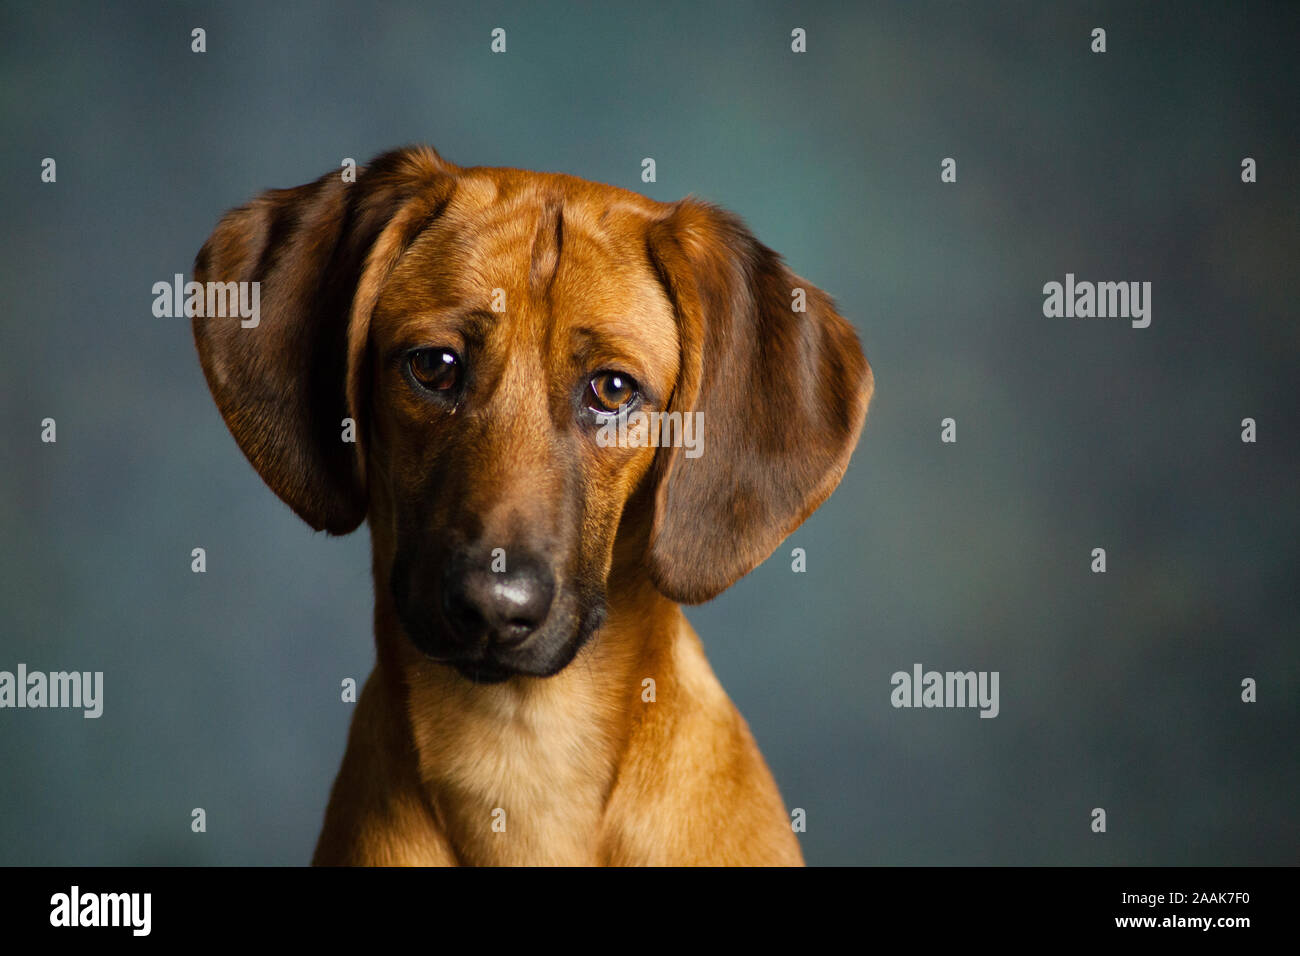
[403,642,524,684]
[401,597,607,684]
[450,659,517,685]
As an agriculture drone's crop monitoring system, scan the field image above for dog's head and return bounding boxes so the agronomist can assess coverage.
[193,146,871,683]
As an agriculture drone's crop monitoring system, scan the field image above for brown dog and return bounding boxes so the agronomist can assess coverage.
[192,146,871,865]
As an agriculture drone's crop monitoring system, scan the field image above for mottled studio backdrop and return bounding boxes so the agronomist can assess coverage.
[1,1,1296,865]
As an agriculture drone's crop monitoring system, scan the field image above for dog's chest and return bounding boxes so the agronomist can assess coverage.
[407,674,622,865]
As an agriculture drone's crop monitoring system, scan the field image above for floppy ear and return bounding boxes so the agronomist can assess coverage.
[645,200,873,603]
[192,147,457,534]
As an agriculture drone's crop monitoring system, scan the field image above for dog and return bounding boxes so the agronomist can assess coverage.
[192,146,872,865]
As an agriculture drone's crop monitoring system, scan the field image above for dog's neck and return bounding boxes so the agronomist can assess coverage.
[366,518,683,865]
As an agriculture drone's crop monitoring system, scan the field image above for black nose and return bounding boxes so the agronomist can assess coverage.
[441,552,555,647]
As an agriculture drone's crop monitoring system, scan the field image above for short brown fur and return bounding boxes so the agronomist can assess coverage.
[193,146,872,866]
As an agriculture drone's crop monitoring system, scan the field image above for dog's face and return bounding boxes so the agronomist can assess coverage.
[193,147,871,682]
[370,178,680,680]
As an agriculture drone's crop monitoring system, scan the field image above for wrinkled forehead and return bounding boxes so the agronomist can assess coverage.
[373,173,679,378]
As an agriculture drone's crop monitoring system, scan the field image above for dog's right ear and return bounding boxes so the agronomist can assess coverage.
[192,147,457,534]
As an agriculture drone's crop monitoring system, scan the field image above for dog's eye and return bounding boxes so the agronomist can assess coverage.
[587,371,639,415]
[408,348,461,393]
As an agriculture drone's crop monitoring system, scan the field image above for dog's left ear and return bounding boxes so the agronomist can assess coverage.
[645,200,873,604]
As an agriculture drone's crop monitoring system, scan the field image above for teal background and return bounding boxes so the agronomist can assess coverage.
[1,1,1296,864]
